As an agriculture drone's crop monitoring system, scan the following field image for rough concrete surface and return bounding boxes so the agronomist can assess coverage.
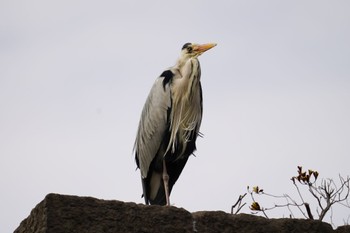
[14,193,350,233]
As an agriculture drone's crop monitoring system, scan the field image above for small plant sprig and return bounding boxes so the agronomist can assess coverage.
[234,166,350,226]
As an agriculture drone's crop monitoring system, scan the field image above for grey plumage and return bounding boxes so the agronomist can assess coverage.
[134,43,216,205]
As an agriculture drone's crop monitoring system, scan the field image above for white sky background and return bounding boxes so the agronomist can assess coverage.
[1,0,350,231]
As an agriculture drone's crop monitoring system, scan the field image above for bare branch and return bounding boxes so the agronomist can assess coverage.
[303,203,313,220]
[241,167,350,227]
[309,185,324,212]
[231,193,247,214]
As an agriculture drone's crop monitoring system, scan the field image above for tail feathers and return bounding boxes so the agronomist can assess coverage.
[141,156,190,205]
[149,188,167,205]
[141,177,150,205]
[142,171,169,206]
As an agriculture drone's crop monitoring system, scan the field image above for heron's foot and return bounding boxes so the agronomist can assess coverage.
[162,174,170,205]
[162,173,169,183]
[162,160,171,206]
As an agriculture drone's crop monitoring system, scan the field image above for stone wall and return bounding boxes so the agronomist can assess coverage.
[15,193,349,233]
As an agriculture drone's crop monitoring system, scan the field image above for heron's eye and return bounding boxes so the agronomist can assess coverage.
[187,47,193,53]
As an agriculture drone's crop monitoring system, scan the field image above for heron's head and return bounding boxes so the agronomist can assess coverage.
[180,43,217,59]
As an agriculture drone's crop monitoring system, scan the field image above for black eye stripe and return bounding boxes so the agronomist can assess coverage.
[182,43,192,50]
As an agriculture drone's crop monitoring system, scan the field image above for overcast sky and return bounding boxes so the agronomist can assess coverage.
[1,0,350,231]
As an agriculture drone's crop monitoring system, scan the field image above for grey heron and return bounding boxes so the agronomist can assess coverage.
[134,42,217,205]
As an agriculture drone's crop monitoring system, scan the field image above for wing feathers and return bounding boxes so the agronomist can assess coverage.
[135,73,172,178]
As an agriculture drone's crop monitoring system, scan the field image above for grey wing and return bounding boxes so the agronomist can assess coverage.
[134,76,171,178]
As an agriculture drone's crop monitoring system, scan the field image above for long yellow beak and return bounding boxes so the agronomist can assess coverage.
[194,43,217,54]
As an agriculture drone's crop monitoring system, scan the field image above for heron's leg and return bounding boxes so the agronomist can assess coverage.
[162,160,170,206]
